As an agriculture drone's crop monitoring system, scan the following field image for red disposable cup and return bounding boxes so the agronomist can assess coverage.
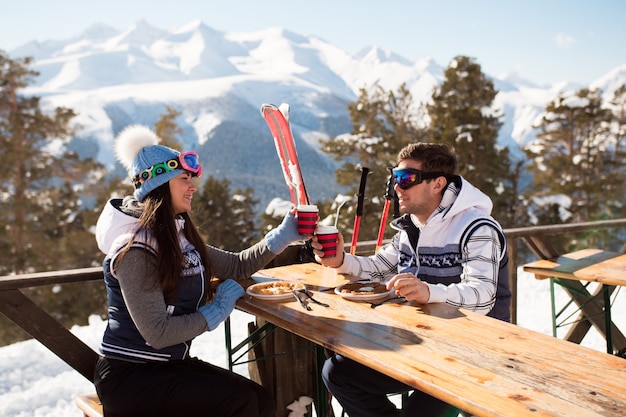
[315,225,339,258]
[297,204,319,235]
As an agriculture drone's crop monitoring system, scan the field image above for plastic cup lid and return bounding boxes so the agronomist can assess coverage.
[316,225,338,234]
[297,204,319,212]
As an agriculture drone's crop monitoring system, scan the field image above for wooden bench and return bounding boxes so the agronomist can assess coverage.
[74,393,103,417]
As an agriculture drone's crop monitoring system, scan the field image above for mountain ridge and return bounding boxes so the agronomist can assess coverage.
[9,19,626,210]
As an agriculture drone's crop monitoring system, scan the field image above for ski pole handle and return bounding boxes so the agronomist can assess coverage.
[351,166,371,255]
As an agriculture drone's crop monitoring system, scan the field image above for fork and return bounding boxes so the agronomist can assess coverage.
[292,290,312,311]
[296,288,330,307]
[369,296,407,308]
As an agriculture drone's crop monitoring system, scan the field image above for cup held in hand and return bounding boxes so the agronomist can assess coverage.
[315,225,339,258]
[297,204,319,235]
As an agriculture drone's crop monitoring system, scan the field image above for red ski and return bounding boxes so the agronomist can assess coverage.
[260,103,310,206]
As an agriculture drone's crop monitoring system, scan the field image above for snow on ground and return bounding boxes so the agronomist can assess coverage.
[0,268,624,417]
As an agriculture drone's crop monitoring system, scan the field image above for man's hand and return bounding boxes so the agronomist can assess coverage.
[386,273,430,303]
[311,232,345,268]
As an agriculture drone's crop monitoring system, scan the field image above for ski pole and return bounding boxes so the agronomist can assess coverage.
[376,169,395,252]
[350,166,371,255]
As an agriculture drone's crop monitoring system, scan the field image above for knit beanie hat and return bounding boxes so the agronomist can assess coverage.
[114,125,186,201]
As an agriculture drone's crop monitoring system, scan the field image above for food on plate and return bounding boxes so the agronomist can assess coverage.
[340,281,387,295]
[248,281,304,296]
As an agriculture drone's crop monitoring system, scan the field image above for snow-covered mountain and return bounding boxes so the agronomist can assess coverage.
[10,19,626,209]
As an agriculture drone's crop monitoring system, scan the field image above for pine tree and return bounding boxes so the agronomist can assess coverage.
[0,51,108,345]
[0,51,106,274]
[229,186,260,250]
[525,88,614,224]
[155,105,183,150]
[194,176,260,251]
[320,84,424,240]
[607,85,626,220]
[426,55,516,226]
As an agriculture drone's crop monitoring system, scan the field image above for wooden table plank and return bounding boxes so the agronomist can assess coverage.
[239,263,626,417]
[523,249,626,286]
[574,254,626,286]
[252,262,350,290]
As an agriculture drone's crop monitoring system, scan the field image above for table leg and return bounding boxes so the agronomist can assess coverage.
[550,278,625,354]
[225,316,327,417]
[315,345,328,417]
[603,285,613,354]
[225,316,233,371]
[224,316,277,371]
[550,279,557,338]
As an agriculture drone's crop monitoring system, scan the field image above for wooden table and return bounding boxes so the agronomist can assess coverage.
[230,262,626,417]
[523,249,626,354]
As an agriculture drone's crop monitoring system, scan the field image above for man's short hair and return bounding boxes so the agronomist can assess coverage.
[397,143,457,175]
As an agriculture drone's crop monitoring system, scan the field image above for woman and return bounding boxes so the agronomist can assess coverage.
[94,125,304,417]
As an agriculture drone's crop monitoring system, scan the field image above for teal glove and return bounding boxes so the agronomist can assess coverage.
[265,210,307,254]
[199,279,244,330]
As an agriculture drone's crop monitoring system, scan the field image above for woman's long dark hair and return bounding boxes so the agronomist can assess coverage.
[120,183,214,301]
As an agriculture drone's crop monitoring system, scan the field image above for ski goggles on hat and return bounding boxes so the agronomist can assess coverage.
[391,167,446,190]
[132,151,203,189]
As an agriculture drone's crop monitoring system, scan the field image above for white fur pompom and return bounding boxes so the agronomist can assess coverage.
[114,125,160,170]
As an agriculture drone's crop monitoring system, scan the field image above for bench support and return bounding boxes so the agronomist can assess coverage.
[74,393,102,417]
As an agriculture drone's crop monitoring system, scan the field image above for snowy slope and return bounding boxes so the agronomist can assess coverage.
[9,20,626,209]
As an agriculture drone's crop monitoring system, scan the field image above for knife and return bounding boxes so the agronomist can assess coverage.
[292,290,312,311]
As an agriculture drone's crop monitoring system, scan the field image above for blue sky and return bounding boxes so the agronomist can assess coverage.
[1,0,624,86]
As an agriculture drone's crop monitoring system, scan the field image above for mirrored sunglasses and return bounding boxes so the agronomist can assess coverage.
[391,167,446,190]
[133,151,202,189]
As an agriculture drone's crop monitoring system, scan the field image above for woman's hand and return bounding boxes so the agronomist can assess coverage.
[198,279,244,330]
[265,207,310,254]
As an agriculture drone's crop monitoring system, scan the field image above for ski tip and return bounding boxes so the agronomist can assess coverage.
[278,103,290,119]
[260,103,277,114]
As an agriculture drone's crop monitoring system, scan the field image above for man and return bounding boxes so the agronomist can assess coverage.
[311,142,510,417]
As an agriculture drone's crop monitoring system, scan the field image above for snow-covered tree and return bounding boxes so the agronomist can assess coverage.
[0,51,106,274]
[0,51,109,345]
[607,85,626,219]
[525,87,615,224]
[320,84,424,240]
[155,105,183,151]
[426,55,517,227]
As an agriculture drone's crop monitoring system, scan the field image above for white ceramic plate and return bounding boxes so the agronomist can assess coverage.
[334,281,393,301]
[250,273,277,283]
[246,281,305,301]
